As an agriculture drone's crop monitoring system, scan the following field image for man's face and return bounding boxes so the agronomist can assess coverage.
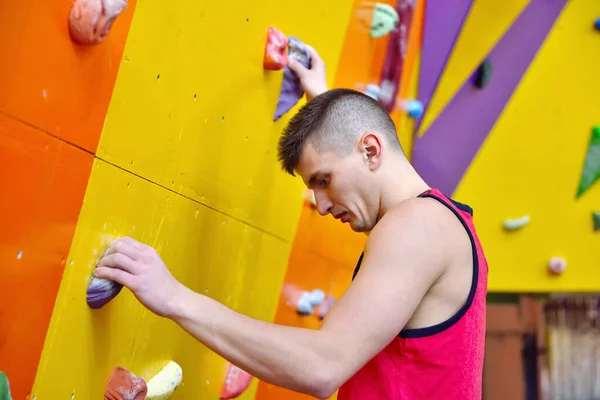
[296,143,378,233]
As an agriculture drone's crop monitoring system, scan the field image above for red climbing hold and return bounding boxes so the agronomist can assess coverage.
[263,26,289,70]
[220,363,253,399]
[104,366,147,400]
[69,0,128,45]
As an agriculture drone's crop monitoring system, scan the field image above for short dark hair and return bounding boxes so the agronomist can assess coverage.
[277,88,403,176]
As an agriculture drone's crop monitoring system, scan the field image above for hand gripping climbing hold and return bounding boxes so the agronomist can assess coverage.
[104,366,148,400]
[69,0,128,45]
[263,26,289,70]
[273,36,312,121]
[145,361,183,400]
[220,363,253,399]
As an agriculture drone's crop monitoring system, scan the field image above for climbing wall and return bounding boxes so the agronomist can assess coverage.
[0,0,353,399]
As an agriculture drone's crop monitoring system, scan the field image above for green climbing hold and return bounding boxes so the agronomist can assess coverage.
[0,372,12,400]
[474,58,493,89]
[576,126,600,198]
[593,212,600,232]
[370,3,399,38]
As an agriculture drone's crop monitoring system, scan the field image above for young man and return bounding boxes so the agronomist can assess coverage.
[95,46,488,399]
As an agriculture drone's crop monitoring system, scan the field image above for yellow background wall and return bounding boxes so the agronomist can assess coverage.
[30,0,354,398]
[451,0,600,292]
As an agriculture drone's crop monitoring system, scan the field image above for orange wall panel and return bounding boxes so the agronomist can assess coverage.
[0,0,136,153]
[0,113,94,399]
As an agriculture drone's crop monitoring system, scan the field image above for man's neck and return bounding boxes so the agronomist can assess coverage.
[376,159,430,224]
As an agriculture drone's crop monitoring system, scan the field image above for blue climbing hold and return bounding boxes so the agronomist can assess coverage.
[595,18,600,31]
[406,100,424,119]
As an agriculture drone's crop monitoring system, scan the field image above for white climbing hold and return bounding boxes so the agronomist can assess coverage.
[503,215,530,231]
[296,292,314,315]
[145,361,183,400]
[548,257,567,275]
[307,289,325,306]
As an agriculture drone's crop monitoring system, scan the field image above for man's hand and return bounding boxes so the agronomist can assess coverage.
[95,237,183,318]
[288,45,328,101]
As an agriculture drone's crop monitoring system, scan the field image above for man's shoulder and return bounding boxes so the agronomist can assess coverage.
[371,195,456,238]
[363,195,464,271]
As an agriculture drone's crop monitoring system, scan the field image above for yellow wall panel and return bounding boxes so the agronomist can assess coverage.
[31,159,291,399]
[454,0,600,292]
[417,0,530,136]
[97,0,354,242]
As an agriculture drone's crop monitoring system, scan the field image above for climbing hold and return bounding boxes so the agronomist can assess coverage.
[296,291,314,315]
[307,289,325,306]
[69,0,128,45]
[273,36,311,121]
[473,58,493,89]
[220,363,253,400]
[303,188,316,207]
[263,26,289,70]
[405,100,424,119]
[146,361,183,400]
[317,294,336,320]
[0,371,12,400]
[364,84,382,101]
[370,3,400,38]
[503,215,530,231]
[576,126,600,198]
[593,212,600,231]
[548,257,567,275]
[86,275,123,309]
[104,366,147,400]
[594,18,600,31]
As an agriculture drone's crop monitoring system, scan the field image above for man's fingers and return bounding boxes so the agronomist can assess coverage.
[103,237,142,260]
[305,45,324,68]
[94,266,133,288]
[98,252,140,275]
[288,58,308,77]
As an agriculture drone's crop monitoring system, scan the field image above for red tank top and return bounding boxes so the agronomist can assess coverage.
[337,189,488,400]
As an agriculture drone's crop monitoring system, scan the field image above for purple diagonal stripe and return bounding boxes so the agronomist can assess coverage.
[411,0,567,196]
[416,0,473,130]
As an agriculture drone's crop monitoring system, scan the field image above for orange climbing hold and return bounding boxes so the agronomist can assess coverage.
[69,0,128,45]
[263,26,289,70]
[104,366,148,400]
[220,363,253,399]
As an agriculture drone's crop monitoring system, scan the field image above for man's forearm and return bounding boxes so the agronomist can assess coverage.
[169,285,341,398]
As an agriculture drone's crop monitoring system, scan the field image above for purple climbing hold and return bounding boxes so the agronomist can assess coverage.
[273,36,311,121]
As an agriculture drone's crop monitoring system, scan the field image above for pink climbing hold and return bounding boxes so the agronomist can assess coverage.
[220,363,253,399]
[69,0,128,45]
[548,257,567,275]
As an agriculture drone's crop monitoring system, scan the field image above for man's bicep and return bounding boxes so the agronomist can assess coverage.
[319,207,444,381]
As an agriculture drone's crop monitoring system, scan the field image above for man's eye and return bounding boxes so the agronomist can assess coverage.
[320,177,329,186]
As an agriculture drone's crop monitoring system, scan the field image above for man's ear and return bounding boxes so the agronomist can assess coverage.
[359,133,383,170]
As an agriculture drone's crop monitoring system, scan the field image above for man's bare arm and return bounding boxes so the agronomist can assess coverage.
[95,199,447,398]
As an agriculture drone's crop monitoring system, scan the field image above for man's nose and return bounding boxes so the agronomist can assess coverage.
[314,191,332,216]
